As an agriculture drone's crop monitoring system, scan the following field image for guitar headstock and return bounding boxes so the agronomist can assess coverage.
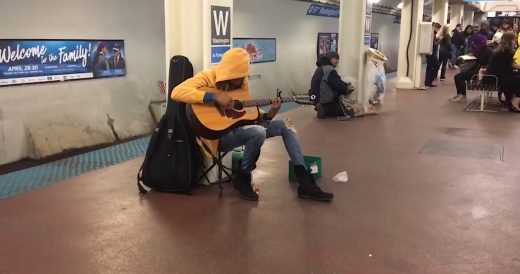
[292,95,315,105]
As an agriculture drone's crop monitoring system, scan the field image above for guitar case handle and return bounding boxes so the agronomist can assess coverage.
[276,89,283,101]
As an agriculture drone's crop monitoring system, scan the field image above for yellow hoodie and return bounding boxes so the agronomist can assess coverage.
[515,35,520,66]
[172,48,250,156]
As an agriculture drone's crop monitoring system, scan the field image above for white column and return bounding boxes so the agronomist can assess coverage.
[474,13,486,25]
[432,0,449,26]
[165,0,204,74]
[396,0,425,89]
[337,0,368,105]
[165,0,233,81]
[463,9,475,27]
[450,4,464,30]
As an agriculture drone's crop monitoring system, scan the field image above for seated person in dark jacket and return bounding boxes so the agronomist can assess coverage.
[484,31,520,112]
[450,30,493,103]
[310,51,353,118]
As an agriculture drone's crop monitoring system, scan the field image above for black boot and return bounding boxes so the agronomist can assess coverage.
[316,103,326,119]
[294,165,333,202]
[233,169,258,201]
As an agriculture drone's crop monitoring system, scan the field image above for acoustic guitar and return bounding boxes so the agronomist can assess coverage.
[186,87,313,140]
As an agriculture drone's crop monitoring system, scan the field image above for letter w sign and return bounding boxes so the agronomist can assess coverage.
[211,6,231,46]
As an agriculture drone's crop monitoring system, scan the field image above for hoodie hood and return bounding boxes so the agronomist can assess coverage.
[316,56,332,67]
[215,48,250,83]
[316,51,339,67]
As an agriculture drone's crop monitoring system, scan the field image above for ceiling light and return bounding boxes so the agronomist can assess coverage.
[397,2,403,9]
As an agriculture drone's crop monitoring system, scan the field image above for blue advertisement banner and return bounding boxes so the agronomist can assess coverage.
[364,35,371,46]
[211,46,231,64]
[306,4,340,18]
[0,39,126,87]
[233,38,276,64]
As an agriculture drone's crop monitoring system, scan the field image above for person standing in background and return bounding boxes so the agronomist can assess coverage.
[463,25,474,55]
[480,22,494,41]
[425,22,442,88]
[492,20,513,46]
[439,26,452,81]
[513,22,519,35]
[450,24,464,69]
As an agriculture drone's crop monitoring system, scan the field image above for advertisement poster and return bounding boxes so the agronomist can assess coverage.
[370,33,379,50]
[233,38,276,63]
[210,5,232,64]
[317,33,339,58]
[0,39,126,87]
[364,34,371,46]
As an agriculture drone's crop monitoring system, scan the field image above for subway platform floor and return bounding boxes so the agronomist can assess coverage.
[1,72,520,274]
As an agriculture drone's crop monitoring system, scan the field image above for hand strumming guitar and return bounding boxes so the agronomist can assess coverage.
[267,97,282,119]
[214,93,234,109]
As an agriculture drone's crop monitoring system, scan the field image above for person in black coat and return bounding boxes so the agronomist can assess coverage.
[484,31,520,112]
[310,51,353,118]
[425,22,442,87]
[450,24,464,68]
[438,26,452,81]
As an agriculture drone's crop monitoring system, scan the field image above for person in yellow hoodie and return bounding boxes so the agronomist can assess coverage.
[514,33,520,67]
[172,48,333,202]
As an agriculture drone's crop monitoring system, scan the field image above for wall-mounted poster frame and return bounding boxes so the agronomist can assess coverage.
[0,39,126,87]
[370,33,380,50]
[233,38,276,63]
[317,33,339,58]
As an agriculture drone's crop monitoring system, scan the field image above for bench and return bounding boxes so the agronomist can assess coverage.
[465,74,501,112]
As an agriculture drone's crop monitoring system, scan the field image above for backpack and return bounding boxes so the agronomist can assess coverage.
[319,65,335,104]
[137,56,202,194]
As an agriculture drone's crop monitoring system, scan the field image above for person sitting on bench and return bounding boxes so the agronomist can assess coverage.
[172,48,334,202]
[450,29,493,103]
[483,31,520,112]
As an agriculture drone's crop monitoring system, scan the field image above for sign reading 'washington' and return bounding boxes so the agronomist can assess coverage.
[211,6,231,45]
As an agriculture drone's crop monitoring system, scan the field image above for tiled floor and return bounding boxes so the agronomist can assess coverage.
[1,71,520,273]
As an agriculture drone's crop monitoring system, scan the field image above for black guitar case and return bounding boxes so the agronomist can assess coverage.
[137,56,202,194]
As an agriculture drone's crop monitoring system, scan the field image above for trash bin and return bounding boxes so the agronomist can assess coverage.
[364,48,388,105]
[288,155,322,182]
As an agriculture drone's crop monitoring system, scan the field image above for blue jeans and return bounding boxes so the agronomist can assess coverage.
[219,120,306,172]
[450,44,457,64]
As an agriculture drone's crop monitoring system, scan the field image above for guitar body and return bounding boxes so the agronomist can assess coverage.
[187,87,260,140]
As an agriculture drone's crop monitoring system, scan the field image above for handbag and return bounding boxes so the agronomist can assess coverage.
[457,55,478,73]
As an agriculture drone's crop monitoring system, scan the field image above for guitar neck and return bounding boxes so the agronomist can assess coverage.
[242,97,296,107]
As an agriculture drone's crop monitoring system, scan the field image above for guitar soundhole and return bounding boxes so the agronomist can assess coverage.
[224,100,246,119]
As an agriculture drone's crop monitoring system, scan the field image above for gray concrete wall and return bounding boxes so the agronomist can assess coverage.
[0,0,166,164]
[234,0,400,99]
